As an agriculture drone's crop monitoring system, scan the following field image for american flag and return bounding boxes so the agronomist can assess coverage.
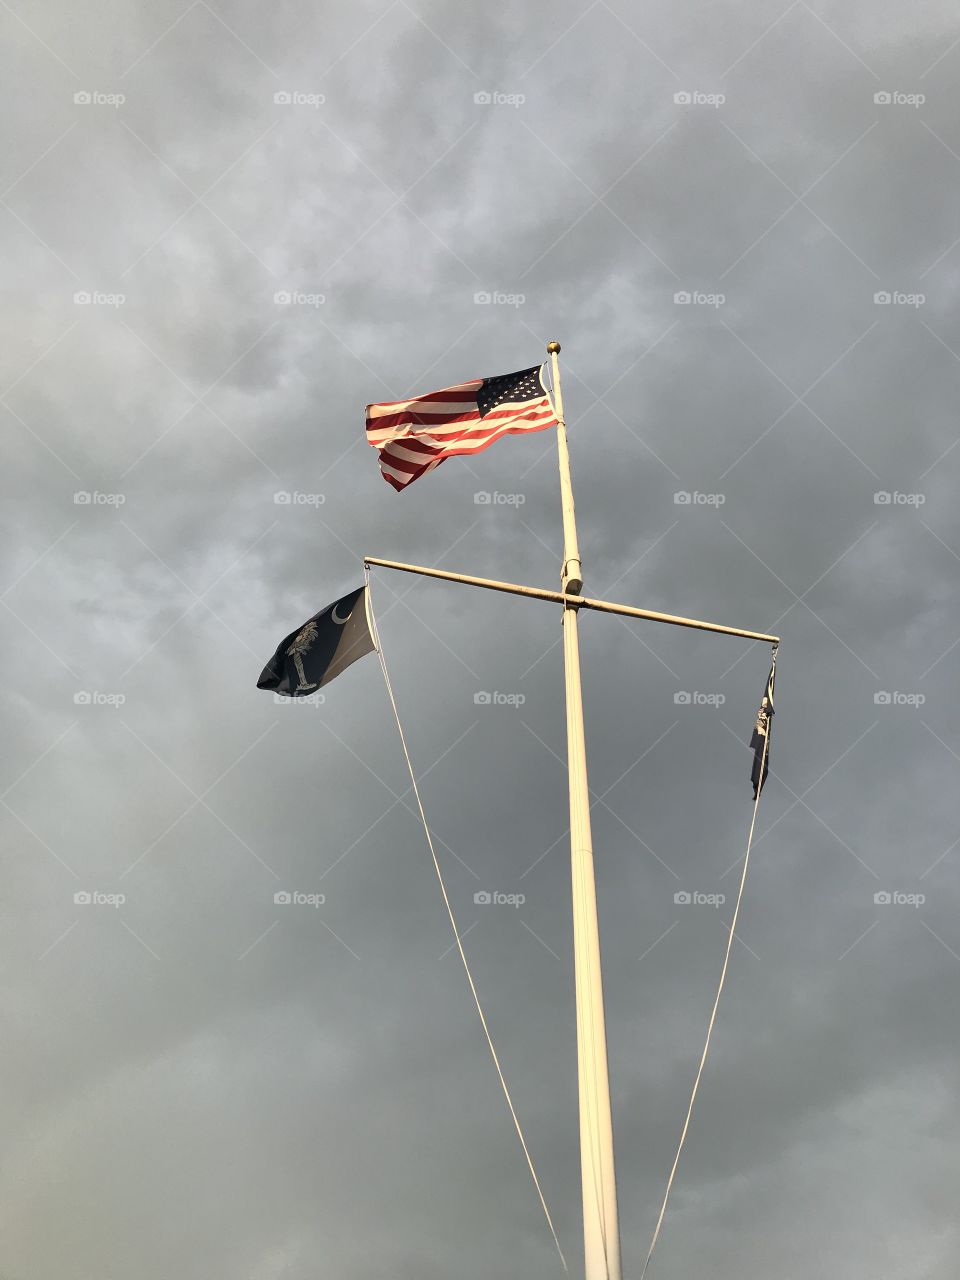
[366,364,558,491]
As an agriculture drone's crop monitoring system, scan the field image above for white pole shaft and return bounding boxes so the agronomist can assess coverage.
[550,342,622,1280]
[551,345,583,596]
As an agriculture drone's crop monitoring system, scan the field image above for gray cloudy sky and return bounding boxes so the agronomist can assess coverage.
[4,1,960,1277]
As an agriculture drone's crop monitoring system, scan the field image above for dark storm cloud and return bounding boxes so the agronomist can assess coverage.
[2,2,960,1277]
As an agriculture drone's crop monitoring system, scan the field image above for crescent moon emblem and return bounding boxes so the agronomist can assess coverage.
[331,601,353,625]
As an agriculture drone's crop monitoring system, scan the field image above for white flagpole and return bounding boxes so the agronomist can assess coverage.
[548,341,622,1280]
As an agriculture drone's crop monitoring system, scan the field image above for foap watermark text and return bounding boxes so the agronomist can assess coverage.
[74,291,125,307]
[74,490,125,506]
[474,290,525,307]
[874,291,924,307]
[874,491,924,506]
[74,90,125,108]
[274,290,325,307]
[75,890,125,907]
[474,691,525,707]
[674,290,725,308]
[475,491,525,506]
[273,692,325,708]
[474,890,525,907]
[74,691,125,707]
[874,691,925,707]
[474,91,525,107]
[274,91,325,107]
[874,91,925,108]
[274,490,325,506]
[674,490,725,506]
[675,691,725,707]
[674,90,725,108]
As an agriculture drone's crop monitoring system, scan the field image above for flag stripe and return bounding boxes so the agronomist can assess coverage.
[366,403,480,429]
[366,409,481,438]
[415,407,556,444]
[368,404,555,446]
[380,415,556,468]
[367,396,554,437]
[379,452,444,489]
[382,417,552,460]
[366,382,481,416]
[417,401,555,432]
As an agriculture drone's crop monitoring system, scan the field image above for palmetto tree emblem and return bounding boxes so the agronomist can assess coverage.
[287,620,319,692]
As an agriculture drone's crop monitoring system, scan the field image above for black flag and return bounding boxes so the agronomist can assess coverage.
[257,587,376,697]
[750,657,776,799]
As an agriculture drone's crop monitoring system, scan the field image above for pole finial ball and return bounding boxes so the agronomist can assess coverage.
[547,341,561,353]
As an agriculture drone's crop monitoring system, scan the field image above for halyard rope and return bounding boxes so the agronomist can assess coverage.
[639,656,775,1279]
[365,570,568,1273]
